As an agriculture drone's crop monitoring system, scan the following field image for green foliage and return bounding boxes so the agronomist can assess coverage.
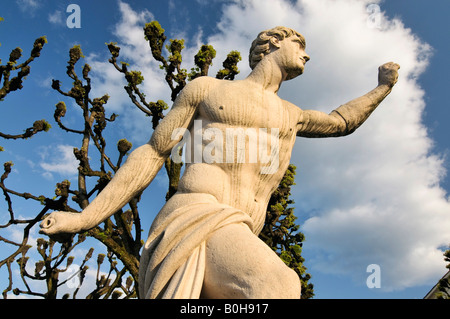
[144,21,166,62]
[117,139,133,154]
[189,45,217,80]
[148,100,169,129]
[435,277,450,299]
[31,36,47,58]
[9,47,23,64]
[69,44,84,64]
[259,164,314,299]
[445,248,450,268]
[126,70,144,86]
[143,22,187,102]
[32,119,52,133]
[106,42,120,58]
[167,39,185,64]
[0,34,47,101]
[434,248,450,299]
[216,50,242,80]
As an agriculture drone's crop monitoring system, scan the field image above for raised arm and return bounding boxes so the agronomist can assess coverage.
[297,62,399,138]
[40,77,209,236]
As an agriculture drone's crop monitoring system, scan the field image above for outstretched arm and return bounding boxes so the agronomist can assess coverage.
[297,62,400,138]
[40,78,206,236]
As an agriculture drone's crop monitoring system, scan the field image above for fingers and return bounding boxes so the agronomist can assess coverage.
[39,212,63,235]
[40,216,54,230]
[39,213,76,242]
[378,62,400,88]
[39,211,83,237]
[389,62,400,70]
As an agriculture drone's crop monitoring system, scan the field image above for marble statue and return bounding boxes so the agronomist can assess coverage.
[40,26,399,299]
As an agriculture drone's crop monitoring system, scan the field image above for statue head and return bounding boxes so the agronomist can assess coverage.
[249,26,306,70]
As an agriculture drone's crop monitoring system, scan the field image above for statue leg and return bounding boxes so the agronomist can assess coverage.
[200,222,301,299]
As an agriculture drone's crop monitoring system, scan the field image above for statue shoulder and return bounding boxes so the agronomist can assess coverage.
[178,76,221,103]
[188,76,221,91]
[282,98,303,116]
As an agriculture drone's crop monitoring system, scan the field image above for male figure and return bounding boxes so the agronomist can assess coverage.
[40,26,399,298]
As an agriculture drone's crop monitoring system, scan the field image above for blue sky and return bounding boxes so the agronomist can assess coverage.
[1,0,449,299]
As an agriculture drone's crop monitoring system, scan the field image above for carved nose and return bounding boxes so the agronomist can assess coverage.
[303,54,310,63]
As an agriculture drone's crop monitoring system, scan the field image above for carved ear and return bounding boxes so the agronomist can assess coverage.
[270,37,281,48]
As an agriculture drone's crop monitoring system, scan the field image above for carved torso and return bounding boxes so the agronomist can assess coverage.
[177,78,301,231]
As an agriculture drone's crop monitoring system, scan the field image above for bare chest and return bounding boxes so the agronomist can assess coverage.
[198,82,297,136]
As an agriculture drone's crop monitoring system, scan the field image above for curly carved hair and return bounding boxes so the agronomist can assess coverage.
[249,26,306,70]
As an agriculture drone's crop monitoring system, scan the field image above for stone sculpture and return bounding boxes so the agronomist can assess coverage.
[40,26,399,299]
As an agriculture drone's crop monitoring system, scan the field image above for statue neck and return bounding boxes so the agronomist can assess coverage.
[246,57,286,94]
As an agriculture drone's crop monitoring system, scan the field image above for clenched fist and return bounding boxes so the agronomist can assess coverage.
[378,62,400,88]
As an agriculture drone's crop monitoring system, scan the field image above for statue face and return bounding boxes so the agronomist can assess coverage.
[273,37,310,80]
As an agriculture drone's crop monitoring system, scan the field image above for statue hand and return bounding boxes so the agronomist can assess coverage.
[39,211,84,240]
[378,62,400,88]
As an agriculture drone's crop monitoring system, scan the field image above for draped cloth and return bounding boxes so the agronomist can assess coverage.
[139,193,254,299]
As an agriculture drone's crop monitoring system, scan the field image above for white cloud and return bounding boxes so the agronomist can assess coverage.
[48,10,64,25]
[39,144,78,178]
[16,0,39,12]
